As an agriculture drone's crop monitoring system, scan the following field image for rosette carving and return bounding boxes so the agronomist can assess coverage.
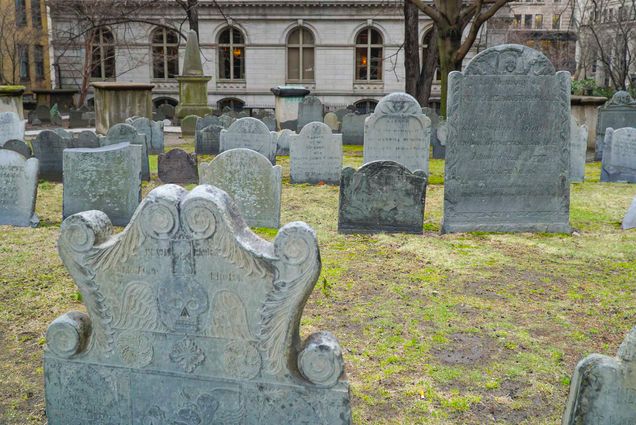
[182,197,217,240]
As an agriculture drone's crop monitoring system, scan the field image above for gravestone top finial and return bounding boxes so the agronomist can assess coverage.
[182,30,204,76]
[607,90,636,106]
[464,44,555,76]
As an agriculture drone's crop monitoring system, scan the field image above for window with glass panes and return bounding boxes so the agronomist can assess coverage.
[218,27,245,80]
[18,44,29,82]
[152,28,179,79]
[91,28,116,79]
[355,28,383,81]
[34,45,44,81]
[287,27,315,83]
[31,0,42,28]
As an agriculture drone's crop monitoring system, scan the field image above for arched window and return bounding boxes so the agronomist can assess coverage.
[422,30,441,82]
[354,99,378,114]
[217,97,245,111]
[218,27,245,80]
[91,28,115,79]
[152,28,179,80]
[287,27,314,83]
[355,27,383,81]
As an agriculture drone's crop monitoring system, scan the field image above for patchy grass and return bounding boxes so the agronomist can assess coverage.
[0,157,635,424]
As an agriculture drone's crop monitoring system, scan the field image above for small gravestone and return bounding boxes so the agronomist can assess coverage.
[131,117,164,154]
[0,150,39,227]
[220,117,277,164]
[181,115,200,136]
[443,44,571,233]
[53,128,73,140]
[341,113,368,145]
[363,92,431,174]
[297,96,324,131]
[276,129,294,155]
[0,111,25,146]
[563,326,636,424]
[290,122,342,184]
[570,117,588,183]
[69,108,88,128]
[219,113,236,129]
[196,124,223,155]
[622,197,636,230]
[195,115,221,151]
[102,123,150,181]
[35,104,50,123]
[158,148,198,184]
[601,127,636,183]
[76,131,100,148]
[63,143,142,226]
[595,91,636,160]
[157,103,175,120]
[2,139,32,158]
[32,130,66,181]
[262,115,276,131]
[338,161,427,234]
[46,184,351,424]
[199,148,282,228]
[324,112,340,132]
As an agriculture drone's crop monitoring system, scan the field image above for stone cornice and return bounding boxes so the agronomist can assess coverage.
[201,0,403,8]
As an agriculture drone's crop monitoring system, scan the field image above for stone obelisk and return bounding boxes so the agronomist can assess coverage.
[175,30,213,119]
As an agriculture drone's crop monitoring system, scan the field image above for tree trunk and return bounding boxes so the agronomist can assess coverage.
[417,25,439,108]
[404,1,420,98]
[437,25,463,117]
[78,34,94,107]
[187,0,199,36]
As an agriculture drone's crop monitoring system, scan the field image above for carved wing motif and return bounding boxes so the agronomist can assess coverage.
[114,281,165,332]
[87,216,145,270]
[213,222,271,278]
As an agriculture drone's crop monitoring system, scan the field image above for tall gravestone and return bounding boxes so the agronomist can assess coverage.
[220,117,277,164]
[595,91,636,160]
[341,113,368,145]
[570,116,588,183]
[290,122,342,184]
[158,148,198,184]
[443,44,571,233]
[32,130,67,181]
[297,96,324,131]
[622,196,636,230]
[63,143,142,226]
[175,30,213,119]
[102,123,150,181]
[131,117,164,154]
[45,184,351,424]
[199,148,282,228]
[0,150,38,227]
[600,127,636,183]
[363,92,431,174]
[338,161,427,234]
[0,111,25,146]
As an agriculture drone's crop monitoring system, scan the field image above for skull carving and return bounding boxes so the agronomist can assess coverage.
[157,276,208,333]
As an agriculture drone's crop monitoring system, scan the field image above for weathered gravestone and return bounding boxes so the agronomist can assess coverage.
[0,150,38,227]
[102,123,150,181]
[2,139,32,158]
[297,96,324,131]
[0,111,25,146]
[63,143,142,226]
[196,124,223,155]
[363,93,431,174]
[338,161,427,234]
[622,196,636,230]
[199,148,282,228]
[157,103,175,120]
[341,113,368,145]
[334,108,349,123]
[601,127,636,183]
[290,122,342,184]
[181,115,200,136]
[219,113,236,129]
[570,116,588,183]
[595,91,636,160]
[35,104,50,123]
[195,115,221,152]
[76,130,100,148]
[443,44,571,233]
[158,148,198,184]
[276,129,294,156]
[562,326,636,425]
[69,107,93,128]
[422,108,445,159]
[324,112,340,132]
[45,184,351,424]
[262,115,276,132]
[131,117,164,154]
[32,130,67,181]
[220,117,277,164]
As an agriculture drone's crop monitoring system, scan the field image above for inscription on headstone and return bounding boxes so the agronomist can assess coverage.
[290,122,342,184]
[220,117,277,164]
[0,150,38,227]
[158,148,198,184]
[601,127,636,183]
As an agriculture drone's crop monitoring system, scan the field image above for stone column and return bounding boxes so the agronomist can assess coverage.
[92,82,154,134]
[0,86,26,119]
[175,30,213,119]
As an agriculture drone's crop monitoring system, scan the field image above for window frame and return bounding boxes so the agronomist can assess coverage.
[31,0,42,29]
[286,26,315,84]
[15,0,27,27]
[90,28,116,80]
[18,44,30,82]
[151,27,180,81]
[355,27,384,82]
[34,44,44,81]
[218,26,245,81]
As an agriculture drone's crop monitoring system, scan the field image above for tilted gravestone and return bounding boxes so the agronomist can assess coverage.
[195,115,221,152]
[623,196,636,230]
[220,117,277,164]
[595,91,636,160]
[32,130,67,181]
[2,139,32,158]
[199,148,282,228]
[290,122,342,184]
[196,124,223,155]
[181,115,200,136]
[562,326,636,424]
[0,150,39,227]
[297,96,324,131]
[341,113,369,145]
[158,148,198,184]
[63,143,142,226]
[363,92,431,175]
[46,184,351,424]
[276,129,294,156]
[443,44,571,233]
[601,127,636,183]
[324,112,340,132]
[338,161,427,234]
[76,130,100,148]
[131,117,164,154]
[102,123,150,181]
[570,116,588,183]
[0,111,25,146]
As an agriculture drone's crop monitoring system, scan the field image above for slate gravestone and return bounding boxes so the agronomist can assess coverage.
[195,115,221,152]
[220,117,277,164]
[290,122,342,184]
[54,128,73,140]
[324,112,340,132]
[297,96,323,131]
[102,123,150,181]
[131,117,164,154]
[595,91,636,160]
[363,93,431,174]
[157,103,175,120]
[181,115,200,136]
[32,130,67,181]
[443,44,571,233]
[77,131,100,148]
[0,150,39,227]
[0,111,25,146]
[219,113,236,129]
[196,124,223,155]
[601,127,636,183]
[338,161,427,234]
[622,197,636,230]
[341,113,368,145]
[262,116,276,131]
[276,129,294,155]
[35,104,51,122]
[63,143,142,226]
[570,117,588,183]
[158,149,198,184]
[199,148,282,228]
[562,326,636,424]
[2,139,32,158]
[46,184,351,424]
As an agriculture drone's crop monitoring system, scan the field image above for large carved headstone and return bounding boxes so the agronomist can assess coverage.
[341,113,368,145]
[220,117,277,164]
[363,93,431,174]
[158,148,198,184]
[338,161,427,234]
[32,130,67,181]
[0,111,25,146]
[297,96,324,131]
[443,44,571,233]
[0,149,38,227]
[595,91,636,160]
[63,143,142,226]
[45,184,351,424]
[570,116,588,183]
[562,326,636,424]
[131,117,164,154]
[290,122,342,184]
[199,148,282,228]
[601,127,636,183]
[102,123,150,181]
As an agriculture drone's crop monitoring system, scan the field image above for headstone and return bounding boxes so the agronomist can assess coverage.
[32,130,66,181]
[290,122,342,184]
[338,161,427,234]
[63,143,142,226]
[27,109,37,124]
[334,108,348,123]
[237,110,249,118]
[623,197,636,230]
[220,117,277,164]
[53,128,73,140]
[443,44,571,233]
[195,115,221,151]
[600,127,636,183]
[199,148,282,228]
[102,123,150,181]
[595,91,636,160]
[0,111,25,146]
[262,115,276,131]
[181,115,199,136]
[363,92,431,174]
[0,150,38,227]
[276,129,294,155]
[76,131,100,148]
[297,96,324,131]
[219,113,236,129]
[341,113,368,145]
[35,104,50,123]
[131,117,164,154]
[157,103,175,120]
[570,117,588,183]
[324,112,340,132]
[46,184,351,424]
[158,148,198,184]
[432,120,447,159]
[2,139,31,158]
[69,108,90,128]
[562,326,636,424]
[196,124,223,155]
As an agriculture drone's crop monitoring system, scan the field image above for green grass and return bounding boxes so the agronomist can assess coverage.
[1,157,635,424]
